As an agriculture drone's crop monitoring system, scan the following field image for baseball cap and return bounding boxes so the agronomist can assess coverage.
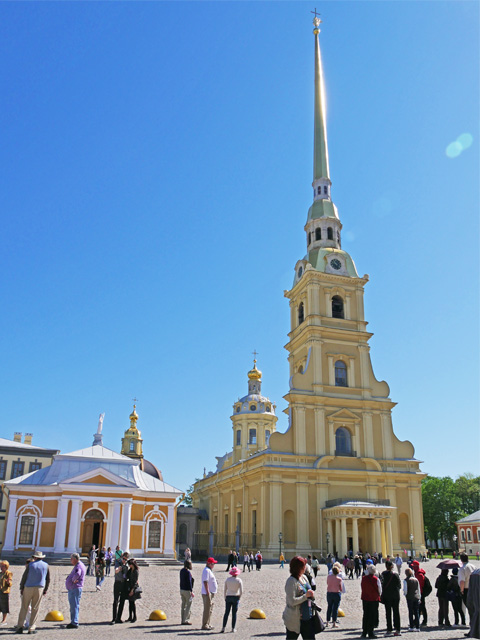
[207,557,218,564]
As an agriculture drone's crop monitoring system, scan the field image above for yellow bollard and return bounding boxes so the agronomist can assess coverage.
[249,608,266,619]
[45,611,64,621]
[337,608,345,617]
[149,610,167,621]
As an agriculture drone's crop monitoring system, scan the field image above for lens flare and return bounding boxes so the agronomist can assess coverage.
[446,141,463,158]
[457,133,473,150]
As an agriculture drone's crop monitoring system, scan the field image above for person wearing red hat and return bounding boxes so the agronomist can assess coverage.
[221,567,243,633]
[201,557,218,630]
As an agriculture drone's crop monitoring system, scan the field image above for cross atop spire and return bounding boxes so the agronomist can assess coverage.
[311,8,322,28]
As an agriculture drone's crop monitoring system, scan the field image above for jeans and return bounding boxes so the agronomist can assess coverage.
[222,595,240,630]
[453,594,466,625]
[96,576,105,588]
[419,594,427,624]
[326,592,341,622]
[383,598,400,632]
[67,588,82,625]
[105,561,111,576]
[407,598,420,629]
[437,596,451,625]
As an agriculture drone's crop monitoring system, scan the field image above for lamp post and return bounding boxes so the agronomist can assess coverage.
[410,533,414,560]
[279,532,283,559]
[326,531,331,557]
[453,534,457,556]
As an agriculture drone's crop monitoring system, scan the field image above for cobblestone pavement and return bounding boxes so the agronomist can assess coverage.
[3,560,478,639]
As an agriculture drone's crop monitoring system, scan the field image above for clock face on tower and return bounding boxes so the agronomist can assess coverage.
[330,258,342,270]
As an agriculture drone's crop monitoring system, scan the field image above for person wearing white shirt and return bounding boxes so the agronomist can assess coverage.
[459,553,475,625]
[395,554,403,574]
[201,557,218,630]
[221,567,243,633]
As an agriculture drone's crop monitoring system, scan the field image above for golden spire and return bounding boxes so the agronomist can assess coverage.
[248,354,262,381]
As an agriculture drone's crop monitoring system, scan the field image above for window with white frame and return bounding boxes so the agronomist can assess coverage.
[148,520,162,548]
[19,515,35,545]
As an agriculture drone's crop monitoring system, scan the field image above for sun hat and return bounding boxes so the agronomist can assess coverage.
[229,566,241,576]
[207,557,217,564]
[32,550,46,559]
[366,559,374,565]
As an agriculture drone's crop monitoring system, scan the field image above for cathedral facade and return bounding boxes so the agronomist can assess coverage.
[192,19,426,560]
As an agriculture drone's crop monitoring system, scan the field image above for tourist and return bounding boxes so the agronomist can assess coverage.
[280,553,286,569]
[304,562,316,591]
[105,547,113,576]
[201,556,218,630]
[243,552,250,572]
[255,551,263,570]
[15,550,50,634]
[0,560,13,626]
[114,545,123,562]
[411,559,429,626]
[282,556,316,639]
[221,566,243,633]
[466,567,480,639]
[88,545,97,576]
[326,564,343,629]
[354,555,362,579]
[126,559,140,623]
[448,567,466,627]
[361,563,382,639]
[380,559,401,637]
[65,553,86,629]
[346,556,355,579]
[394,554,403,574]
[184,547,192,562]
[180,559,194,625]
[459,553,475,624]
[233,551,238,567]
[403,567,421,632]
[111,551,129,624]
[95,553,106,591]
[311,555,318,577]
[226,550,235,572]
[249,552,254,570]
[435,568,451,627]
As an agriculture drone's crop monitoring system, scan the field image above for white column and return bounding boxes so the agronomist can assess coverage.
[163,504,175,557]
[386,518,393,556]
[340,517,348,557]
[381,519,387,557]
[109,501,122,548]
[374,518,382,553]
[120,501,132,551]
[66,500,82,552]
[104,502,113,548]
[327,519,333,555]
[53,499,69,552]
[3,497,18,551]
[334,518,340,556]
[352,517,359,554]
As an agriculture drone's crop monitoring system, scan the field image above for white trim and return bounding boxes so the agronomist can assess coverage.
[61,467,137,487]
[81,506,108,522]
[15,504,41,549]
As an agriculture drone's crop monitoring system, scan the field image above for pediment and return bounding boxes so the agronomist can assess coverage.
[61,467,136,488]
[327,408,361,422]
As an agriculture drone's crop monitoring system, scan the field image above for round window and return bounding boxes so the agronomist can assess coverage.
[266,405,271,412]
[236,406,241,413]
[250,404,256,411]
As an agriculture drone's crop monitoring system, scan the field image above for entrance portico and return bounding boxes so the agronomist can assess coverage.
[323,500,395,558]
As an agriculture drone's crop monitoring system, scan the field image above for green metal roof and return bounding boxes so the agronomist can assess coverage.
[307,248,359,278]
[307,199,339,221]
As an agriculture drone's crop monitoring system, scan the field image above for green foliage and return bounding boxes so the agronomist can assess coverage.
[181,480,200,507]
[422,474,480,547]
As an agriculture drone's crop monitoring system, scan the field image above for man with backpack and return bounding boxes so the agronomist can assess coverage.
[411,559,432,626]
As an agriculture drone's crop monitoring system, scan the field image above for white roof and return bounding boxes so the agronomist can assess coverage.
[0,437,56,452]
[456,510,480,524]
[57,445,129,461]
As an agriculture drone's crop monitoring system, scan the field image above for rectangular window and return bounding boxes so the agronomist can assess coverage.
[0,461,6,480]
[29,462,42,473]
[148,521,161,548]
[19,515,35,545]
[249,429,256,445]
[236,430,241,446]
[224,514,229,546]
[11,461,25,479]
[265,430,270,445]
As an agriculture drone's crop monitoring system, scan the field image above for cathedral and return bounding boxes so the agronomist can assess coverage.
[191,18,426,560]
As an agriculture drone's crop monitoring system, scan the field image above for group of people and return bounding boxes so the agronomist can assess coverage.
[282,551,480,640]
[0,547,142,633]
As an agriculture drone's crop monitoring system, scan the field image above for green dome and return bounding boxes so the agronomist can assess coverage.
[307,248,359,277]
[307,199,339,221]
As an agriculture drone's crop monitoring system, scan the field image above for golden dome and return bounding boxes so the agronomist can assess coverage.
[247,360,262,381]
[130,404,138,420]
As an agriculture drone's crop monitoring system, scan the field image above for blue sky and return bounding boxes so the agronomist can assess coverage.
[0,1,478,492]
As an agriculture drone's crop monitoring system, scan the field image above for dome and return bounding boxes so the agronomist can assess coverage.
[140,458,163,481]
[247,360,262,381]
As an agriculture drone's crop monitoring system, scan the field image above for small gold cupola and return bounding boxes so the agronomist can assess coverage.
[121,403,144,460]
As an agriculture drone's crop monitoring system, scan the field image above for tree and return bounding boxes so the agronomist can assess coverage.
[454,474,480,516]
[180,480,199,507]
[422,476,460,546]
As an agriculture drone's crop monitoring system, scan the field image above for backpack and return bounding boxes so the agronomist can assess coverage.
[423,576,432,597]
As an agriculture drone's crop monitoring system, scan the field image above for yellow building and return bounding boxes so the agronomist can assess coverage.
[0,433,58,551]
[1,411,182,558]
[192,18,426,560]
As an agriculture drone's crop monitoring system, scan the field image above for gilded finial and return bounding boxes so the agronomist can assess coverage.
[311,8,322,34]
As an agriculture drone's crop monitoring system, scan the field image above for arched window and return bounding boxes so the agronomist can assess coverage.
[337,230,340,244]
[315,228,321,241]
[467,529,472,542]
[327,227,333,240]
[335,360,348,387]
[317,186,321,195]
[335,427,352,455]
[324,185,328,195]
[129,441,135,452]
[265,429,270,444]
[308,232,312,245]
[18,515,35,545]
[298,266,303,278]
[148,520,162,549]
[332,295,344,319]
[461,530,466,542]
[249,429,256,445]
[298,302,304,325]
[236,430,241,446]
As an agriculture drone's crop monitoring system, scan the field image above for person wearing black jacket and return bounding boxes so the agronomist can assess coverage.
[435,569,451,627]
[380,560,401,637]
[180,560,194,625]
[448,567,466,627]
[126,559,140,623]
[111,551,129,624]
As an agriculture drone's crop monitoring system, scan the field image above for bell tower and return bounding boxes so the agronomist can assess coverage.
[121,404,144,460]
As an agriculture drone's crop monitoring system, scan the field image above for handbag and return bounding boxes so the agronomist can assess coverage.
[133,584,143,600]
[312,602,326,633]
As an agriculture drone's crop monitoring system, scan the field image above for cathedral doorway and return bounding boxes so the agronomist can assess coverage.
[81,509,105,553]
